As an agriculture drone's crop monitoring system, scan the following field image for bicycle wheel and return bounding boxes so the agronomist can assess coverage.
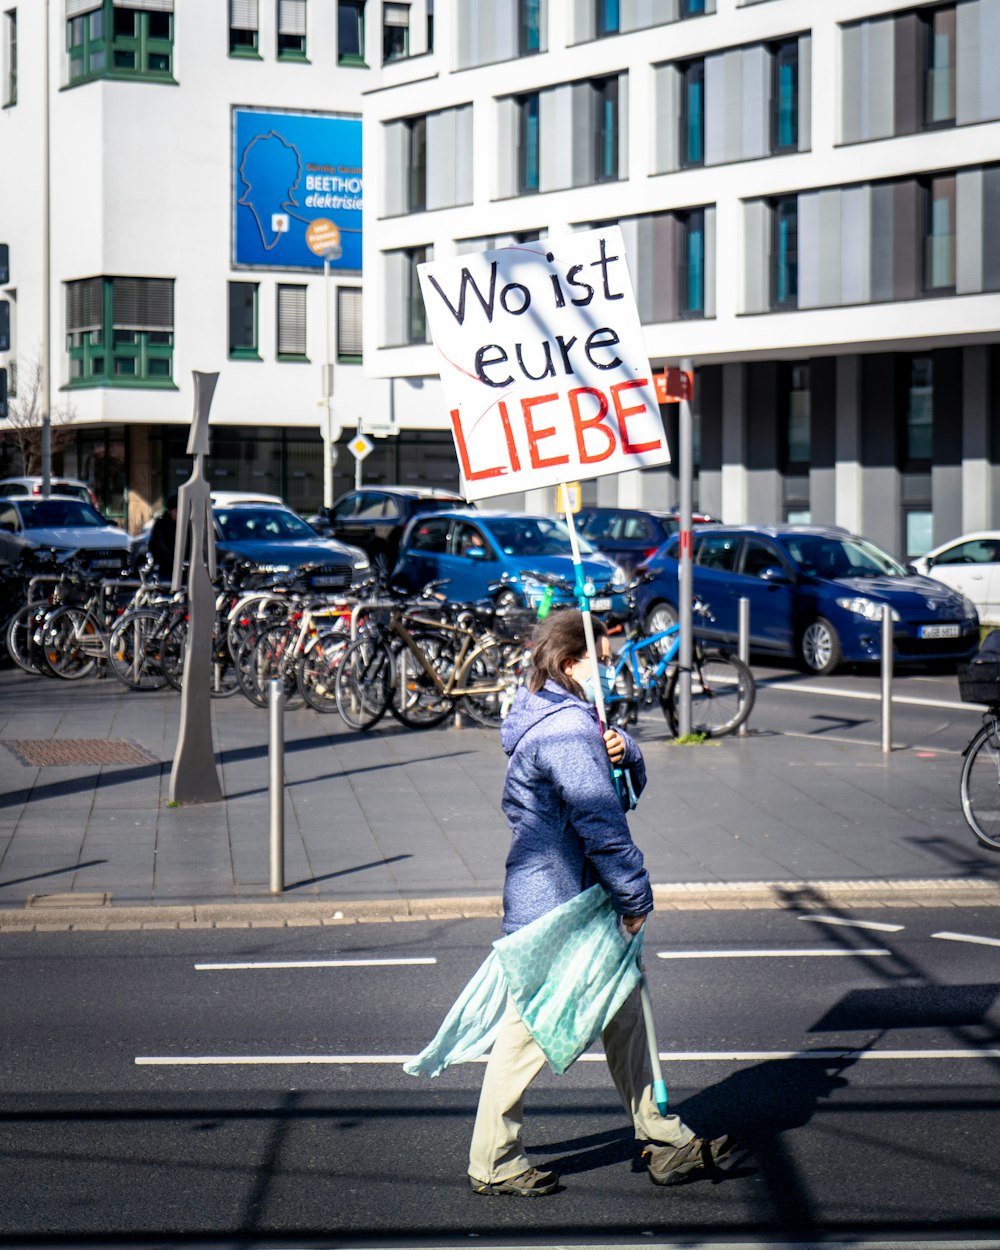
[606,665,635,729]
[38,606,99,680]
[457,641,511,729]
[298,631,349,713]
[237,624,304,710]
[227,595,287,662]
[334,635,392,730]
[108,609,170,691]
[960,721,1000,852]
[6,603,47,674]
[663,651,755,738]
[390,631,456,729]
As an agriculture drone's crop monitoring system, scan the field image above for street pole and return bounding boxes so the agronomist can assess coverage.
[322,255,334,510]
[677,358,694,737]
[355,414,364,490]
[40,0,51,497]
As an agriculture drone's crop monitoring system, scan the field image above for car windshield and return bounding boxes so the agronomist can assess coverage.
[215,507,315,541]
[783,535,907,579]
[487,517,595,557]
[18,500,106,528]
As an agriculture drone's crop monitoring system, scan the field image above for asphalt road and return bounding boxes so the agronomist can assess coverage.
[2,905,999,1247]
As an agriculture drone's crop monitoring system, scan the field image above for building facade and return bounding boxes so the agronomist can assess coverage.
[364,0,1000,560]
[0,0,445,530]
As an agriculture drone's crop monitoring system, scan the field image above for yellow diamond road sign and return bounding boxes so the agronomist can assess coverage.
[348,433,374,461]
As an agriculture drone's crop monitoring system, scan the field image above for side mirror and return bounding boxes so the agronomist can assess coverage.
[760,565,792,584]
[905,562,919,575]
[0,521,15,533]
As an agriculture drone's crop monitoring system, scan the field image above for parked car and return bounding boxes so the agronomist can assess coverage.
[911,531,1000,627]
[310,486,468,575]
[576,505,720,575]
[130,502,369,588]
[0,476,100,509]
[391,509,628,613]
[634,524,980,675]
[0,495,131,573]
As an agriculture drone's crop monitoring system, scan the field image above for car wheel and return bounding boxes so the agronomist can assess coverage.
[644,601,678,636]
[799,618,842,676]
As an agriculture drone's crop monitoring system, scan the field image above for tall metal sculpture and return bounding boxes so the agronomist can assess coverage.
[169,371,224,805]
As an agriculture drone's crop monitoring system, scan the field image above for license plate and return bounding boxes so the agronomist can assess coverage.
[311,575,345,588]
[91,558,121,569]
[590,597,612,611]
[919,624,960,639]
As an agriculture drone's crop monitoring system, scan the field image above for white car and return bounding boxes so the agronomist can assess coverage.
[912,531,1000,626]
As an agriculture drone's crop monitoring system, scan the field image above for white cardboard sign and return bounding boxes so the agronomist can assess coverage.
[418,227,671,502]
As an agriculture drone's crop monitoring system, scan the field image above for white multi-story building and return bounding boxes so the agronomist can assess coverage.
[0,0,438,529]
[365,0,1000,560]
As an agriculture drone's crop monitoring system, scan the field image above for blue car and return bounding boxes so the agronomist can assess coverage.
[392,509,628,613]
[634,524,980,675]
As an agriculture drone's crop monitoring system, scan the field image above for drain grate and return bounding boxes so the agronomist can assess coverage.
[26,892,112,909]
[4,739,159,767]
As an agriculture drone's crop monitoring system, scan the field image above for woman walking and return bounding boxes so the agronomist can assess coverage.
[468,609,735,1195]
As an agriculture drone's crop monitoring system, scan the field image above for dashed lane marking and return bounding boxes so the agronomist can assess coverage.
[798,915,905,932]
[755,680,983,713]
[656,948,891,959]
[194,957,438,970]
[931,931,1000,948]
[134,1048,1000,1066]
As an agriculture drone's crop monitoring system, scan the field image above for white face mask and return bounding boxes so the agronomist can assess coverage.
[581,664,616,704]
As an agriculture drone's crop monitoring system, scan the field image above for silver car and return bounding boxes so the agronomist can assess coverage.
[0,495,131,571]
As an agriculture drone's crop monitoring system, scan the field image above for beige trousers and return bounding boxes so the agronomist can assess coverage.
[468,986,695,1184]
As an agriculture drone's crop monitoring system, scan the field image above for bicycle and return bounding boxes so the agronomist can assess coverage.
[958,657,1000,852]
[605,577,755,738]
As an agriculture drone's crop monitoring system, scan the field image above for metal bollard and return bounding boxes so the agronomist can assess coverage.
[268,678,285,893]
[737,597,750,737]
[881,604,893,755]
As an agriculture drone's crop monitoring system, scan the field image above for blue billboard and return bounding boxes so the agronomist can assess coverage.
[233,108,363,272]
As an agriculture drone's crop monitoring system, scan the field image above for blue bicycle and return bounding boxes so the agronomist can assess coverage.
[606,579,756,738]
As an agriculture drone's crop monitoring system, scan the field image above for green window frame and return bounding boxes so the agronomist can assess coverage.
[337,0,365,65]
[229,0,260,57]
[276,0,307,60]
[276,284,309,360]
[228,281,260,360]
[66,2,174,87]
[65,276,174,388]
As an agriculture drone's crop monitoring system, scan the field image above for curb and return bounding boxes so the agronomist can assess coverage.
[1,877,998,932]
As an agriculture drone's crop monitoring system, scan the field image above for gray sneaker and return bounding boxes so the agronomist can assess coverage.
[644,1135,739,1186]
[469,1166,559,1196]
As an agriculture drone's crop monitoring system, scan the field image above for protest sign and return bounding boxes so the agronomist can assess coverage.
[418,227,671,501]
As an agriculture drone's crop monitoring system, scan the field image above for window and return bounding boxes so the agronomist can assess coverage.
[4,9,15,106]
[276,285,307,358]
[406,115,426,211]
[922,5,955,127]
[682,0,706,14]
[337,286,362,362]
[923,173,956,292]
[276,0,306,59]
[67,2,173,85]
[697,534,739,570]
[338,0,364,63]
[596,0,618,37]
[771,196,798,310]
[593,76,619,183]
[409,516,449,552]
[784,364,811,465]
[382,2,408,62]
[679,59,704,168]
[935,538,1000,565]
[741,539,784,578]
[406,247,427,343]
[771,38,798,152]
[519,0,541,54]
[65,276,173,386]
[905,356,933,461]
[517,92,539,193]
[228,282,258,359]
[678,210,705,317]
[228,0,259,55]
[905,510,933,559]
[426,0,433,52]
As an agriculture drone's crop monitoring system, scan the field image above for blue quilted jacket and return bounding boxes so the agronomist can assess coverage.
[499,679,651,932]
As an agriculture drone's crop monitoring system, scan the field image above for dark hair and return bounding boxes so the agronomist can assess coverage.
[166,493,178,510]
[528,609,608,696]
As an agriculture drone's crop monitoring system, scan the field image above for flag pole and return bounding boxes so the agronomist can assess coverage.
[561,483,667,1115]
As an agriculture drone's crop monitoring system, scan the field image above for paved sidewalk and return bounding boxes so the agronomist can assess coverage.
[2,667,999,922]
